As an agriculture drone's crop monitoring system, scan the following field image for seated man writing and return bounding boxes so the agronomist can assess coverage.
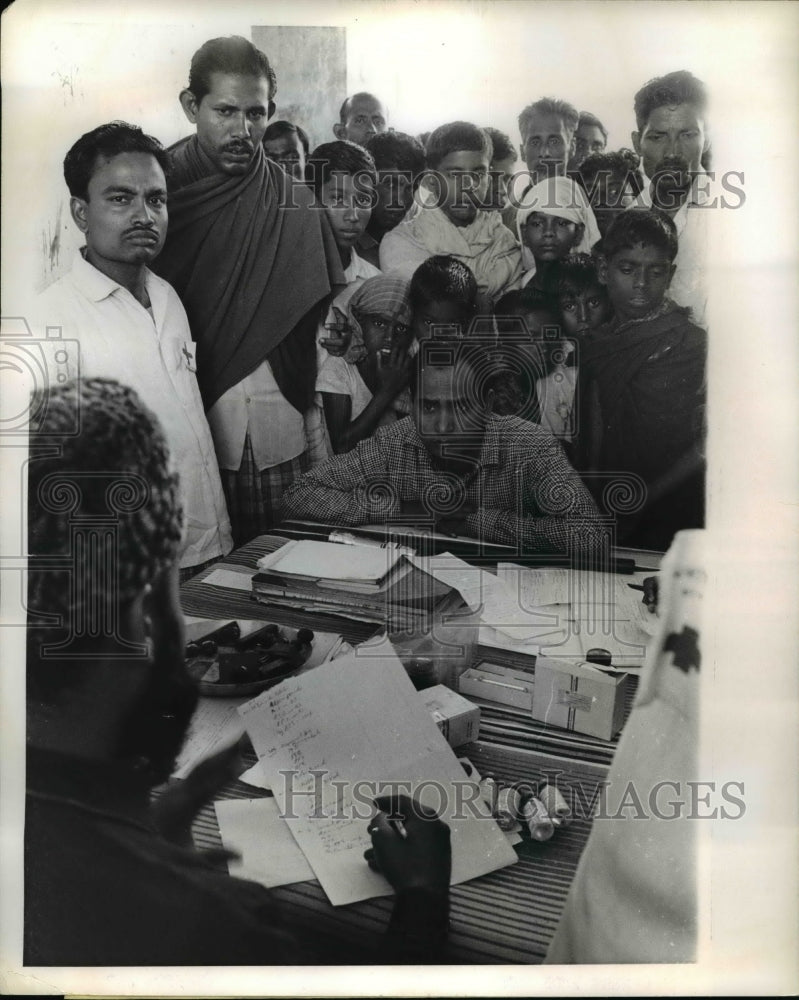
[282,340,605,556]
[24,376,451,966]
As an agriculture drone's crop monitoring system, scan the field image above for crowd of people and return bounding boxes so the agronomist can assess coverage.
[25,33,710,965]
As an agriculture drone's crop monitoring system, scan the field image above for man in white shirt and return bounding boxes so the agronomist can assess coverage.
[631,70,711,325]
[36,122,232,576]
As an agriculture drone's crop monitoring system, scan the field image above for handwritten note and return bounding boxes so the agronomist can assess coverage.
[172,697,246,779]
[238,651,517,906]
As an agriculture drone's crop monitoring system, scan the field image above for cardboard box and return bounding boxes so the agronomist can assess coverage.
[420,684,481,747]
[458,661,534,711]
[531,657,629,741]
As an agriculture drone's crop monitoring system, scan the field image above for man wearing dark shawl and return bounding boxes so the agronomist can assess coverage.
[152,36,345,546]
[573,209,706,552]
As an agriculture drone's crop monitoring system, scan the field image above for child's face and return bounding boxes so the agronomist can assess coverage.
[522,212,583,262]
[412,298,470,341]
[372,167,415,232]
[599,243,676,322]
[359,312,412,358]
[431,149,490,227]
[589,173,637,236]
[486,155,517,211]
[319,172,373,251]
[559,280,611,338]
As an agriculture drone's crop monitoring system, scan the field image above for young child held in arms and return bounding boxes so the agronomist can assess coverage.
[575,208,707,549]
[409,255,479,342]
[316,275,414,454]
[517,176,600,298]
[380,122,521,309]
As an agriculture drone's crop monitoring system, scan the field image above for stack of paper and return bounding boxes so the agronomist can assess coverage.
[222,650,517,906]
[250,539,460,630]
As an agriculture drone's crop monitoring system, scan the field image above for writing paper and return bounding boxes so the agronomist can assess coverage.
[172,697,246,779]
[215,797,315,888]
[201,566,256,591]
[238,651,517,906]
[257,538,400,583]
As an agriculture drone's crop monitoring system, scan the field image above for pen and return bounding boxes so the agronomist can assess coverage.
[387,814,408,840]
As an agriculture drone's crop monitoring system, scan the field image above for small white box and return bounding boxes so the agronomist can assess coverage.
[420,684,481,747]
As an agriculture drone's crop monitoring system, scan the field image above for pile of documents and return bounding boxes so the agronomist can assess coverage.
[251,539,463,629]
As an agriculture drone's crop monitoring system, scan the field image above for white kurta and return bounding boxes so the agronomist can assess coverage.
[36,253,233,569]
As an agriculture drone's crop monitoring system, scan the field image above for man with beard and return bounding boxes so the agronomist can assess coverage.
[631,70,711,324]
[23,377,452,965]
[282,340,604,556]
[152,36,345,547]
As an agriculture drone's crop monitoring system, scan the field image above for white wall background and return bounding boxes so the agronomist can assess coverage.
[3,0,796,296]
[2,4,799,995]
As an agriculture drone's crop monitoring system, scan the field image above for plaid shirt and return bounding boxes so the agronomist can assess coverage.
[282,415,604,555]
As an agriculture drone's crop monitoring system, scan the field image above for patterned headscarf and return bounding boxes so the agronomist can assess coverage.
[516,176,602,271]
[343,274,413,363]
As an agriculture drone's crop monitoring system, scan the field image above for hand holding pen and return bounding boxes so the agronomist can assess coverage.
[364,794,451,892]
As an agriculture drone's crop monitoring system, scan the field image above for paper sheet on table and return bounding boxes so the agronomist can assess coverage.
[201,565,256,591]
[498,563,659,635]
[215,797,315,888]
[409,552,552,641]
[239,651,517,906]
[172,697,246,779]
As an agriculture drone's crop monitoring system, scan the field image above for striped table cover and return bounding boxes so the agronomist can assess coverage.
[178,533,640,963]
[186,742,608,965]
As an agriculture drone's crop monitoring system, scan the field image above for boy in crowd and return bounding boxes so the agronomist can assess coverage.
[516,176,601,296]
[358,130,426,268]
[577,148,644,236]
[334,92,389,146]
[262,120,310,179]
[574,208,706,549]
[307,140,381,374]
[567,111,608,173]
[307,140,379,279]
[409,254,479,342]
[482,126,518,217]
[557,253,612,341]
[380,122,521,308]
[35,121,232,579]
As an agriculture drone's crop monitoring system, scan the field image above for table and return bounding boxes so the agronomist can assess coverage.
[180,533,662,964]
